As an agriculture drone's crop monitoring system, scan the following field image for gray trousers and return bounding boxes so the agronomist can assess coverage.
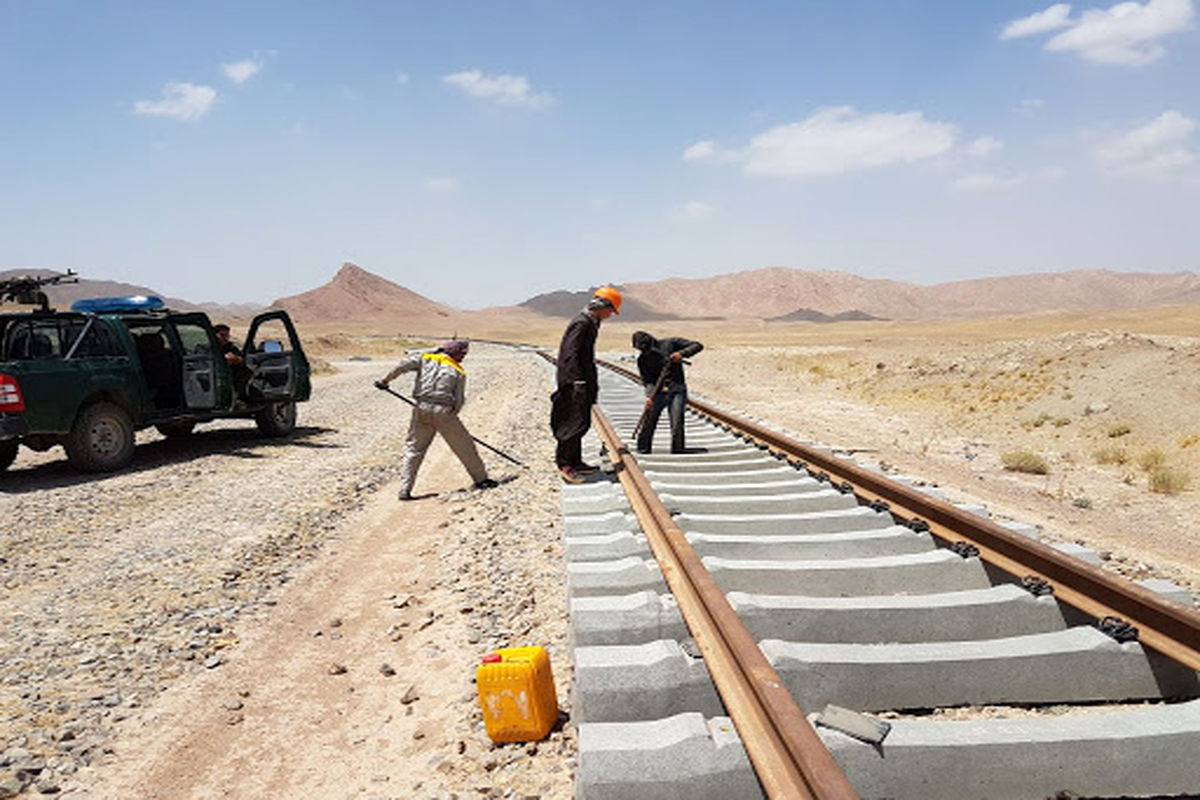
[399,406,487,493]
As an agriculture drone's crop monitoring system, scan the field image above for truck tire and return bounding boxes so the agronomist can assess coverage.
[255,400,296,437]
[155,421,196,438]
[0,440,17,472]
[64,402,136,472]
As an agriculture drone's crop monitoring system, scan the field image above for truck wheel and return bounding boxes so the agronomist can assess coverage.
[0,440,17,472]
[155,421,196,438]
[64,402,136,472]
[255,400,296,437]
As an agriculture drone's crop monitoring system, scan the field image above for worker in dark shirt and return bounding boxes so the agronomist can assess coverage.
[214,324,251,398]
[551,286,621,483]
[632,331,703,454]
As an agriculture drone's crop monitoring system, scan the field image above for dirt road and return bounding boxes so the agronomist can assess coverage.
[1,347,574,800]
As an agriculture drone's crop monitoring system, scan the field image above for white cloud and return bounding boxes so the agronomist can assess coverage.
[1002,0,1195,65]
[442,70,553,108]
[1093,110,1198,177]
[221,58,263,84]
[685,106,958,178]
[966,136,1005,156]
[670,201,715,219]
[1016,98,1046,114]
[950,166,1066,191]
[427,177,459,193]
[132,82,217,121]
[1000,3,1073,38]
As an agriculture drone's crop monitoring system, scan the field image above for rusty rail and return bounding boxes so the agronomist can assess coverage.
[598,358,1200,673]
[590,408,859,800]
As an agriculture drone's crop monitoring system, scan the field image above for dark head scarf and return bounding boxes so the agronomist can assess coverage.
[440,339,469,361]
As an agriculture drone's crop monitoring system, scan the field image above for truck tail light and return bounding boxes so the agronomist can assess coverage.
[0,373,25,412]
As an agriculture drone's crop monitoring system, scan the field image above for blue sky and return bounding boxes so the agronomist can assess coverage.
[2,1,1197,308]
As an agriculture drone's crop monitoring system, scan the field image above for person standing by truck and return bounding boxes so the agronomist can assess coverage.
[377,339,497,500]
[551,286,621,484]
[632,331,703,454]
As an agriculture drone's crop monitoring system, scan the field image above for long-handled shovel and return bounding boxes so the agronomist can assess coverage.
[374,381,528,468]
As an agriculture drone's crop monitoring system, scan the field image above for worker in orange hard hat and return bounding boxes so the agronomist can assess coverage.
[550,285,621,483]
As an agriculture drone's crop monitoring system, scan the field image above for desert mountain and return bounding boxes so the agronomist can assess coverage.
[767,307,883,323]
[269,263,456,325]
[620,267,1200,320]
[519,288,682,322]
[0,268,262,319]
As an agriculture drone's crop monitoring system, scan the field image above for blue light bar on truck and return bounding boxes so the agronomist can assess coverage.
[70,295,165,313]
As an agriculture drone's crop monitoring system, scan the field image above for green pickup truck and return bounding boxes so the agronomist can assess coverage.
[0,278,311,473]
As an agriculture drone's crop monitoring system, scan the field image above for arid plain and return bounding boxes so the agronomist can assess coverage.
[306,302,1200,593]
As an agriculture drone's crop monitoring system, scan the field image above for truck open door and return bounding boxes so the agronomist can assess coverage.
[243,311,311,403]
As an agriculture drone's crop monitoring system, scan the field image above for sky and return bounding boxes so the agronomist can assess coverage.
[1,0,1198,309]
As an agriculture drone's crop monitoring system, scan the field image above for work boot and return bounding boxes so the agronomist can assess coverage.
[559,466,585,485]
[474,478,499,490]
[575,463,600,475]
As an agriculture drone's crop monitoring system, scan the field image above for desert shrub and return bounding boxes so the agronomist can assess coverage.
[1179,433,1200,449]
[1107,423,1132,438]
[309,357,337,376]
[1137,448,1167,472]
[1002,450,1050,475]
[1094,446,1129,465]
[1072,496,1093,509]
[1148,466,1191,495]
[1023,413,1052,431]
[1052,417,1071,427]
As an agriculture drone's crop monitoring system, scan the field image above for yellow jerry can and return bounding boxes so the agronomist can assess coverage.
[476,646,558,743]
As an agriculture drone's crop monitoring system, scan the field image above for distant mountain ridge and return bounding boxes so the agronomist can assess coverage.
[519,287,679,322]
[0,268,262,319]
[9,263,1199,326]
[621,267,1200,320]
[767,307,883,323]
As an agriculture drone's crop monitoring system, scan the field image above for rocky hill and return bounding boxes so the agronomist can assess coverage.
[268,263,457,325]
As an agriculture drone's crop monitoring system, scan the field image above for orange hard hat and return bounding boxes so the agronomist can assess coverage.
[593,285,622,314]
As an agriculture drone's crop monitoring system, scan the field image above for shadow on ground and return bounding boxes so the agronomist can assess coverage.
[0,425,340,494]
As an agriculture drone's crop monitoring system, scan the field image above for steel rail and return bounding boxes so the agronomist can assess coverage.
[597,358,1200,673]
[590,407,860,800]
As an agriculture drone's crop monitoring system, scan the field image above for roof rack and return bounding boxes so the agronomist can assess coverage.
[70,295,166,314]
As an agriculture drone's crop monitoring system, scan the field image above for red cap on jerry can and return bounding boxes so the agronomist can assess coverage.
[482,653,502,664]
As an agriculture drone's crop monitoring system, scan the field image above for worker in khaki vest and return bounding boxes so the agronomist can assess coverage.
[377,340,498,500]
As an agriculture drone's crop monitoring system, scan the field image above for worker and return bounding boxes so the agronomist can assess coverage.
[551,286,621,484]
[376,339,498,500]
[632,331,703,454]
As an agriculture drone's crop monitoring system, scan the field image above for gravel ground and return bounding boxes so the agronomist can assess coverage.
[1,347,572,799]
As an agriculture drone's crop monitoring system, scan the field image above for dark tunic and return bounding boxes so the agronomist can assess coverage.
[551,311,600,443]
[636,335,704,392]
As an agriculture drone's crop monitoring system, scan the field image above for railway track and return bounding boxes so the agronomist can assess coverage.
[545,352,1200,800]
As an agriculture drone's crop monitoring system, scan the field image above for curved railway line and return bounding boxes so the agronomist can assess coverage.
[532,348,1200,800]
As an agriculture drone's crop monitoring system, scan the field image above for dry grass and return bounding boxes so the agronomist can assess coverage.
[1148,466,1192,495]
[1094,445,1129,466]
[1137,448,1168,472]
[1107,423,1132,438]
[303,333,437,360]
[1002,450,1050,475]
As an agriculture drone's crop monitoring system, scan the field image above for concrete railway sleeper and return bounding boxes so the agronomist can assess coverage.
[543,353,1200,799]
